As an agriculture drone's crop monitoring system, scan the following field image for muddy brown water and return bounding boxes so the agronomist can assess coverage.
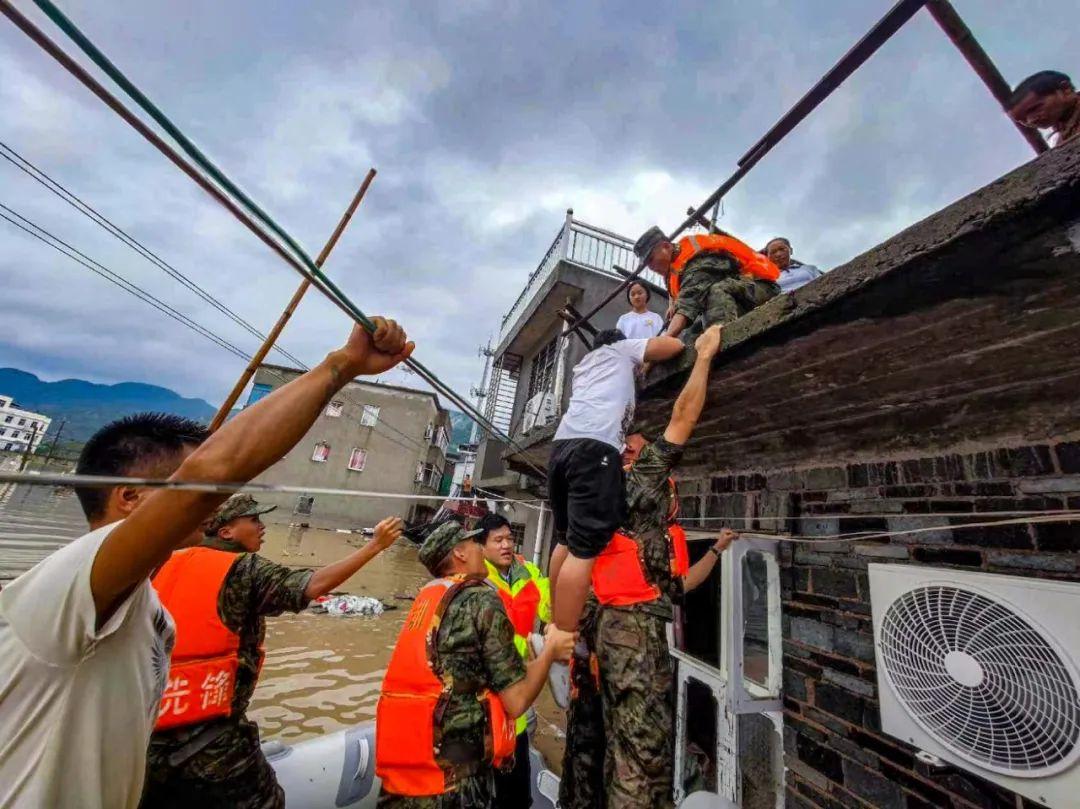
[0,485,567,773]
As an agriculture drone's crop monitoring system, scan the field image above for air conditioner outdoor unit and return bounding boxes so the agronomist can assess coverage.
[868,564,1080,809]
[522,392,556,434]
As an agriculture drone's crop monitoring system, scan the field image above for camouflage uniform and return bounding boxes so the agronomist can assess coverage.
[674,252,780,332]
[141,496,313,809]
[595,438,685,809]
[379,524,527,809]
[559,596,605,809]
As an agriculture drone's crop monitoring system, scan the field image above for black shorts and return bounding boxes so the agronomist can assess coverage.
[548,438,625,560]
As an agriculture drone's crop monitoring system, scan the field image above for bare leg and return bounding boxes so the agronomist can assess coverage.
[552,553,596,632]
[548,542,569,614]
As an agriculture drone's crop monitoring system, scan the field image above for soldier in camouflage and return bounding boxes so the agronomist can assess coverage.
[558,596,605,809]
[562,325,737,809]
[632,225,780,342]
[141,495,404,809]
[377,522,575,809]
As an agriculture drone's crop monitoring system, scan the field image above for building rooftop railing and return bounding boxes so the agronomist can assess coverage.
[497,211,666,346]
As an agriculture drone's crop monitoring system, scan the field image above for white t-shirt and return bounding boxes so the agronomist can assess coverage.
[554,338,648,450]
[616,310,664,340]
[0,521,175,809]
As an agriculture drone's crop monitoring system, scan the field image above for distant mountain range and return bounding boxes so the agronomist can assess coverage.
[1,367,475,451]
[0,368,220,444]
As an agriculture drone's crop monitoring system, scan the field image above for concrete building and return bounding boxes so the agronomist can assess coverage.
[473,210,667,562]
[0,395,50,454]
[503,140,1080,807]
[247,365,452,530]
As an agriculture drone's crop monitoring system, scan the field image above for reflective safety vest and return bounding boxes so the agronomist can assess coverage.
[485,556,552,734]
[376,576,516,797]
[151,546,243,731]
[668,233,780,299]
[591,478,690,607]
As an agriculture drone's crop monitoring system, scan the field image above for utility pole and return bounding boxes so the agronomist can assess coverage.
[469,341,494,445]
[41,418,66,468]
[18,422,39,472]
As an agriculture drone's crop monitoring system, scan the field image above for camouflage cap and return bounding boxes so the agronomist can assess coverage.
[633,225,667,261]
[417,521,484,576]
[204,493,277,536]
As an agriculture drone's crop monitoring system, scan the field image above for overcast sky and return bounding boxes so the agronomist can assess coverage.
[0,0,1073,411]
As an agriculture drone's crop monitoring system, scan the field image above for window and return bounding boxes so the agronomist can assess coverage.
[415,462,441,490]
[526,337,559,399]
[437,426,450,453]
[325,400,344,418]
[424,422,434,441]
[311,442,331,462]
[3,416,11,423]
[18,418,26,426]
[347,448,367,472]
[294,495,314,515]
[360,405,380,426]
[3,443,12,451]
[247,383,273,406]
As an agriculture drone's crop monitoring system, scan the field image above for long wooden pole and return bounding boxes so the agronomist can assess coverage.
[209,168,377,431]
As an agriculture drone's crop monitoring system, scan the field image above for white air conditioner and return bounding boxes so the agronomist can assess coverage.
[869,564,1080,809]
[521,392,556,434]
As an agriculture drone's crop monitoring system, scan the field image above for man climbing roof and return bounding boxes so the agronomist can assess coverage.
[634,225,781,340]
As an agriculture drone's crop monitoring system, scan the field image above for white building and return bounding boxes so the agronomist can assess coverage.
[0,396,51,454]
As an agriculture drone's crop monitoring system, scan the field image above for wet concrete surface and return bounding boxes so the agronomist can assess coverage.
[0,488,567,771]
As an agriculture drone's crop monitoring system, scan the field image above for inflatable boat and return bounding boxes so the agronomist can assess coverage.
[265,723,560,808]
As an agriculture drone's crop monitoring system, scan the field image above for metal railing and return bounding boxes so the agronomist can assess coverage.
[498,211,665,345]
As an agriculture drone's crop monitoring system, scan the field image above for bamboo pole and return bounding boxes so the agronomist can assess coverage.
[208,168,376,431]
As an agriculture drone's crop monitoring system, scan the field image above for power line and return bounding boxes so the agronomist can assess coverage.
[0,202,266,365]
[0,140,309,370]
[1,0,549,480]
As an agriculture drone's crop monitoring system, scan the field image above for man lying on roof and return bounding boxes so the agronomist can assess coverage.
[1008,70,1080,148]
[634,225,781,341]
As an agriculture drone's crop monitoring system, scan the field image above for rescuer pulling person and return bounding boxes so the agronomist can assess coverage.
[633,225,781,340]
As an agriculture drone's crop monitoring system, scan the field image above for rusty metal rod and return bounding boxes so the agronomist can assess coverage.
[209,168,376,431]
[565,0,928,339]
[924,0,1048,155]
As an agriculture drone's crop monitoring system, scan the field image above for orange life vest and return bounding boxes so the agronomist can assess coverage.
[376,576,516,797]
[492,558,544,639]
[591,478,690,607]
[151,546,243,731]
[668,233,780,299]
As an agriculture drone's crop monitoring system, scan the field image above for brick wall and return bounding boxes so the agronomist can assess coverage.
[675,441,1080,809]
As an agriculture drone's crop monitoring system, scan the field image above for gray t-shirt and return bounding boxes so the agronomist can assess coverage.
[554,338,648,451]
[0,521,175,809]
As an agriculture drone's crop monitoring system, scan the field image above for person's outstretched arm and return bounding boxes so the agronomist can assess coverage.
[682,529,738,592]
[304,516,404,599]
[499,624,576,718]
[90,319,414,621]
[643,335,684,362]
[664,325,722,446]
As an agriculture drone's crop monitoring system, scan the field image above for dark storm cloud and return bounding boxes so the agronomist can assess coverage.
[0,0,1072,405]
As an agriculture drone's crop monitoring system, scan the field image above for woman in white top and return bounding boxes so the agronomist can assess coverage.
[615,281,664,339]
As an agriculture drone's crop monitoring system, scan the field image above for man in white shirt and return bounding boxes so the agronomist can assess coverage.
[0,317,414,809]
[546,329,683,642]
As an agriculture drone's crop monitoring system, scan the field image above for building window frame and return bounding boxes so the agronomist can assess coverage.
[311,441,331,462]
[347,447,367,472]
[325,400,344,418]
[360,404,380,427]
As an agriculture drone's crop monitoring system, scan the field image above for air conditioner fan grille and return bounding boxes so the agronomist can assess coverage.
[879,584,1080,774]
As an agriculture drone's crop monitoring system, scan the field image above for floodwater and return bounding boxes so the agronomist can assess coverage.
[0,484,567,772]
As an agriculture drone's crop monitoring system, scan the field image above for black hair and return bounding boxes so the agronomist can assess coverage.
[593,328,626,349]
[625,281,651,304]
[1008,71,1073,107]
[762,236,791,253]
[477,512,511,543]
[74,412,209,520]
